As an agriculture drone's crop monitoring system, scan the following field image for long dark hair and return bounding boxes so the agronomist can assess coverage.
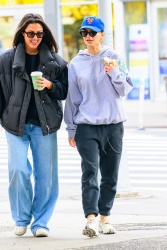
[12,13,59,52]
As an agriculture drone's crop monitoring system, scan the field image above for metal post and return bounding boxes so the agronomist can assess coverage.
[44,0,63,56]
[164,76,167,114]
[98,0,113,48]
[138,79,145,130]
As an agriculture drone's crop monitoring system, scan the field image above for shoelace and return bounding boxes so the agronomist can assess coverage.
[100,218,111,224]
[87,218,96,224]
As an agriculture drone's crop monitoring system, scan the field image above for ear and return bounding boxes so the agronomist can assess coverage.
[101,32,105,38]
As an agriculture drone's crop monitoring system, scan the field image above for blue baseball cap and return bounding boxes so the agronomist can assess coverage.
[79,16,105,32]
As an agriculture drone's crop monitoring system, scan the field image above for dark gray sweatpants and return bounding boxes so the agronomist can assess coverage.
[75,123,124,218]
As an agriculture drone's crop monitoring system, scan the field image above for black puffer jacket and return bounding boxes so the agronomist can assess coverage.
[0,43,68,136]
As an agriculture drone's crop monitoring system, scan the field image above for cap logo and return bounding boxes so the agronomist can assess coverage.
[87,17,94,24]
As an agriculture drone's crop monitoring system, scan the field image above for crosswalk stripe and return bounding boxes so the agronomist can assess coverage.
[130,173,167,178]
[131,180,167,184]
[1,127,167,191]
[129,166,167,171]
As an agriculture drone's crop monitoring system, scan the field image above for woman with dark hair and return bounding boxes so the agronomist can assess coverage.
[0,13,68,237]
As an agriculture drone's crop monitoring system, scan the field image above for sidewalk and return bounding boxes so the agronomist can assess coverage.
[0,187,167,250]
[123,99,167,129]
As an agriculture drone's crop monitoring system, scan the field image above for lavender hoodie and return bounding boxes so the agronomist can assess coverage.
[64,46,133,137]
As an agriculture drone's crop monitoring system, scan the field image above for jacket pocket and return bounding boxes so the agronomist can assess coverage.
[43,100,63,130]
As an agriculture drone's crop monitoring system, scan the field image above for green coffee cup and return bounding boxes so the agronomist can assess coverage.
[30,71,43,90]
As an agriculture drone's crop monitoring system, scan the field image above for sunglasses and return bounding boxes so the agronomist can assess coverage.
[79,30,97,37]
[24,31,45,38]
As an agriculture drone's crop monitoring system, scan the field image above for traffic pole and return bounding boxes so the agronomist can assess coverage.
[138,78,145,130]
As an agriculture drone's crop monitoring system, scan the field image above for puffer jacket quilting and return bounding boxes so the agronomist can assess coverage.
[0,43,68,136]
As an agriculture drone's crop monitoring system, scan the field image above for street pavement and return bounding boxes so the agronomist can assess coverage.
[0,99,167,249]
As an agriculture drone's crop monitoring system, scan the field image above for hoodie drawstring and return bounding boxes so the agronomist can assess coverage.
[99,125,121,154]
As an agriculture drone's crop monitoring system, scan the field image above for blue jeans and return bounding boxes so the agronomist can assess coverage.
[5,124,58,234]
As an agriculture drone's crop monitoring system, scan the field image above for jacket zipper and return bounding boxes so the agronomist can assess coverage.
[41,100,50,135]
[46,124,50,134]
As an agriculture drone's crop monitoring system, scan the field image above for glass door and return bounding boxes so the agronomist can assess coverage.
[151,1,167,100]
[158,8,167,92]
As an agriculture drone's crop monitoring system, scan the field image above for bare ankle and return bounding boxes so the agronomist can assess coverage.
[100,215,108,221]
[87,214,96,219]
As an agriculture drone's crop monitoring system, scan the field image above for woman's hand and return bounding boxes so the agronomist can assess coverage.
[35,77,52,90]
[68,137,76,148]
[104,63,115,73]
[104,62,118,73]
[104,59,118,73]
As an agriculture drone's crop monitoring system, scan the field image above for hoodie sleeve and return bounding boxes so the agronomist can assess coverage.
[107,55,133,97]
[64,65,82,137]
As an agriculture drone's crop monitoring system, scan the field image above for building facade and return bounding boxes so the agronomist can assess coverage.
[0,0,167,101]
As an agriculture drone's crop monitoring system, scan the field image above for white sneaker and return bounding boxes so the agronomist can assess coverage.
[14,226,27,236]
[83,218,99,237]
[34,228,49,237]
[99,218,116,234]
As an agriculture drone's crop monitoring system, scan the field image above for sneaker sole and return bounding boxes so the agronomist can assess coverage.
[99,229,116,234]
[83,228,99,237]
[14,227,27,236]
[34,229,48,237]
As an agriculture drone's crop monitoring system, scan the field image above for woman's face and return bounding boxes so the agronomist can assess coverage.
[22,23,44,53]
[82,29,104,48]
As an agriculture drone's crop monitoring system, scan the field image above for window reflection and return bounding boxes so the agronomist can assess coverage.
[158,8,167,91]
[62,4,98,60]
[0,0,43,5]
[0,16,14,54]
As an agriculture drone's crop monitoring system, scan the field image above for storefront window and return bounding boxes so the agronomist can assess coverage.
[124,2,147,25]
[124,2,147,62]
[158,8,167,92]
[0,0,16,5]
[62,3,98,60]
[61,0,96,2]
[124,2,150,100]
[0,16,14,54]
[0,0,43,5]
[19,0,43,3]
